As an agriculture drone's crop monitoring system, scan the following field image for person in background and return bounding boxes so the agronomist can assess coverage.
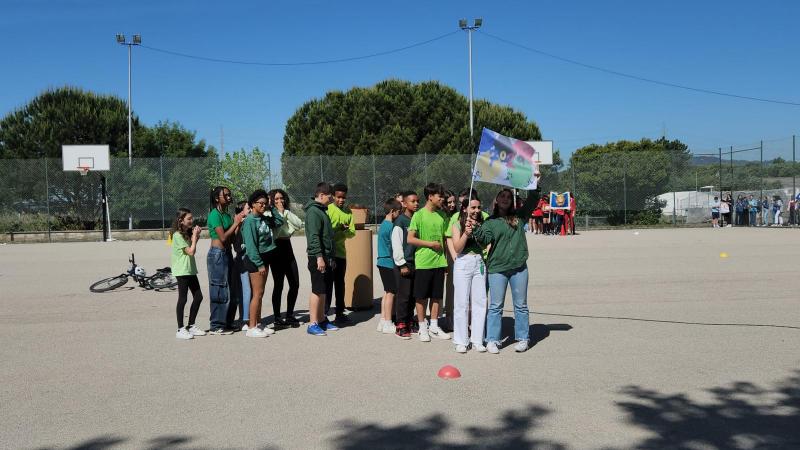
[268,189,304,328]
[443,190,457,217]
[570,193,577,235]
[171,208,204,340]
[762,196,771,226]
[392,190,420,339]
[748,194,759,227]
[532,196,546,235]
[710,195,720,228]
[232,201,251,330]
[773,195,784,226]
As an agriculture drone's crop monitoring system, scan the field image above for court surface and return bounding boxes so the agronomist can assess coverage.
[0,228,797,450]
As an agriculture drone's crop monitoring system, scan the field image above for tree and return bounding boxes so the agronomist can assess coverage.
[207,148,270,203]
[0,86,214,158]
[570,138,691,224]
[281,79,543,204]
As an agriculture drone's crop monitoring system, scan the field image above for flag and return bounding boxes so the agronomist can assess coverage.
[473,128,539,190]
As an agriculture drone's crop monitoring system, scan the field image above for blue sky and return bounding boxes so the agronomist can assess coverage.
[2,0,800,166]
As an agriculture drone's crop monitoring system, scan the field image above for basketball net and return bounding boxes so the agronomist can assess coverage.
[78,166,90,176]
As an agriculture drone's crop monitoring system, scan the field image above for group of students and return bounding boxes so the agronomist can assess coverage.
[528,194,577,235]
[169,180,537,354]
[376,182,536,353]
[710,193,794,228]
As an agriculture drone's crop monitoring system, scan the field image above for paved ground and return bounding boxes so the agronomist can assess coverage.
[0,228,798,450]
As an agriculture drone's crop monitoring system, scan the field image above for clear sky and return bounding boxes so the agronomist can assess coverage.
[2,0,800,166]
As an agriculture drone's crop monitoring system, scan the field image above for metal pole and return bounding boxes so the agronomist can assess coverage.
[424,152,428,185]
[793,135,796,200]
[266,153,272,190]
[468,29,474,137]
[730,146,734,224]
[372,154,378,226]
[623,154,627,225]
[760,140,763,205]
[160,155,165,238]
[319,154,324,181]
[44,157,51,243]
[127,44,132,168]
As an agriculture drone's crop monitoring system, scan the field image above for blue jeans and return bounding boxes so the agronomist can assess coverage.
[486,265,529,344]
[237,270,251,322]
[207,247,231,330]
[749,210,756,226]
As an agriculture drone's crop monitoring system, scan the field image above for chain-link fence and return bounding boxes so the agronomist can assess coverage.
[2,140,800,237]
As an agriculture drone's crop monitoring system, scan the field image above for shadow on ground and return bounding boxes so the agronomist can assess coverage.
[331,404,566,450]
[610,369,800,449]
[34,434,280,450]
[499,319,573,349]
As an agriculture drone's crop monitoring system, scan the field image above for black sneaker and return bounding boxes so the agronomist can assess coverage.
[285,316,301,328]
[334,314,352,325]
[410,319,420,334]
[273,317,288,328]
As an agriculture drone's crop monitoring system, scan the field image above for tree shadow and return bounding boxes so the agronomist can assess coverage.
[331,404,566,450]
[613,370,800,449]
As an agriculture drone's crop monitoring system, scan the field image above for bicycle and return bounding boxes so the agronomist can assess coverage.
[90,253,178,292]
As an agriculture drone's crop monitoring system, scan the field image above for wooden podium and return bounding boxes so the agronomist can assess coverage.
[344,208,373,310]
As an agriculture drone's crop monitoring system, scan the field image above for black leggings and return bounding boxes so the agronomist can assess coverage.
[271,239,299,317]
[325,257,347,315]
[176,275,203,328]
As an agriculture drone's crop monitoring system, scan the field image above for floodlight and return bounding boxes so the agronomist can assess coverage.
[132,34,141,44]
[459,19,467,29]
[116,34,125,44]
[474,18,483,28]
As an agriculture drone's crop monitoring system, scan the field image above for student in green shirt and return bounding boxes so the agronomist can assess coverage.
[207,186,245,335]
[325,183,356,324]
[407,183,451,342]
[471,187,538,354]
[305,183,337,336]
[170,208,204,340]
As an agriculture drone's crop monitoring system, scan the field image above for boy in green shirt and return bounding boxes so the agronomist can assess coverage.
[305,183,337,336]
[407,183,451,342]
[326,183,356,324]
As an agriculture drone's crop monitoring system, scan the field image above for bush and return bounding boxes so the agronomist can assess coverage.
[0,212,94,233]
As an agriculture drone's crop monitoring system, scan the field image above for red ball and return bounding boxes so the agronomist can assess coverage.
[437,365,461,379]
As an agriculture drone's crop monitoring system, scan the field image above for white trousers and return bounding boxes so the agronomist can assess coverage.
[452,253,487,346]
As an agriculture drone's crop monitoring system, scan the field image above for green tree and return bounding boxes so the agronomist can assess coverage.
[570,138,691,224]
[281,79,543,203]
[207,148,270,203]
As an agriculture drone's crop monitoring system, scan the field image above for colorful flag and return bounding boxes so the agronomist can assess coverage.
[549,191,572,210]
[473,128,539,190]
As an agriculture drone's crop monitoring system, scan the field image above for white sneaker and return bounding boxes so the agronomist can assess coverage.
[258,325,275,335]
[473,343,487,353]
[381,321,395,334]
[429,325,451,340]
[514,340,530,353]
[487,342,500,354]
[187,325,206,336]
[241,324,249,332]
[176,328,193,340]
[418,324,431,342]
[376,318,385,332]
[455,344,468,353]
[246,327,268,338]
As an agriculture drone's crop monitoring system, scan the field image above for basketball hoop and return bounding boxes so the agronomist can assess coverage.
[77,166,90,176]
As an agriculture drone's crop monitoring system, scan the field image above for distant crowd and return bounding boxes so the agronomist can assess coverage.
[710,192,800,227]
[168,180,543,354]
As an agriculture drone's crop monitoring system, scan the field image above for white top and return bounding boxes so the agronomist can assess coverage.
[274,209,304,239]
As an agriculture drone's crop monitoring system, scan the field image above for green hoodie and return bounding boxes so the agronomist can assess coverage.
[241,207,284,268]
[305,200,335,259]
[472,192,537,273]
[327,203,356,258]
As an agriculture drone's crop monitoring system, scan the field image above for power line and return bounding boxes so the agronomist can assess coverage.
[479,30,800,107]
[140,31,459,66]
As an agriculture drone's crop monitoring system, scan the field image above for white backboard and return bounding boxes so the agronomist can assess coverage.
[525,141,554,165]
[62,145,110,171]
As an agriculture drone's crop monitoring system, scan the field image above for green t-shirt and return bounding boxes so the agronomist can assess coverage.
[452,221,483,255]
[408,208,448,269]
[207,208,233,240]
[171,232,197,276]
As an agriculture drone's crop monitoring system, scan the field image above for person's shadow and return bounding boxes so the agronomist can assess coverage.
[499,318,572,349]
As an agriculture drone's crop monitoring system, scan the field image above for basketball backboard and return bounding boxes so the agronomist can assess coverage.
[525,141,553,165]
[62,145,110,172]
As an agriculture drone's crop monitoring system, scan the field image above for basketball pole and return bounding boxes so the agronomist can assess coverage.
[101,174,111,242]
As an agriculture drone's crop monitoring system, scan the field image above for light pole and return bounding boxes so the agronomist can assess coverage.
[459,18,482,137]
[116,34,141,168]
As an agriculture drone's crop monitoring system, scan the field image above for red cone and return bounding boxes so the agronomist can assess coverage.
[437,365,461,380]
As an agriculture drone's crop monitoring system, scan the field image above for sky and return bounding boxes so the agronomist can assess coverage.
[2,0,800,169]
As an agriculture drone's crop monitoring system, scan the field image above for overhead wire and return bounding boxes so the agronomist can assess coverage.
[478,30,800,107]
[140,30,459,66]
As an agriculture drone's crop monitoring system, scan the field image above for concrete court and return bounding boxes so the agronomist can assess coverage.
[0,228,798,450]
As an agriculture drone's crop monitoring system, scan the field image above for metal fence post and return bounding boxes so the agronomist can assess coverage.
[623,154,627,225]
[760,140,764,204]
[319,154,324,181]
[160,155,165,238]
[44,157,51,242]
[424,153,428,185]
[793,135,796,198]
[372,154,378,226]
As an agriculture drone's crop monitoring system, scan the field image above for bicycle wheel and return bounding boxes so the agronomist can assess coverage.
[89,275,128,293]
[148,272,178,290]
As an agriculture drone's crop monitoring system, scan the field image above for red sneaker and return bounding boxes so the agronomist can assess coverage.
[395,322,411,340]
